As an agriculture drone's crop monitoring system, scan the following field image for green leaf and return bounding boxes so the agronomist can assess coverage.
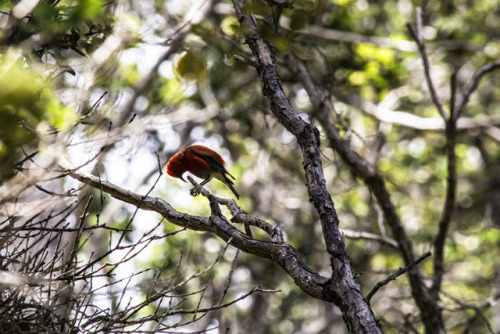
[175,51,207,81]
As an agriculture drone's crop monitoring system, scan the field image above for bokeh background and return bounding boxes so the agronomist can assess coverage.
[1,0,500,332]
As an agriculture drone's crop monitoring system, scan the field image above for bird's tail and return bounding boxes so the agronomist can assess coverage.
[226,182,240,199]
[221,173,240,199]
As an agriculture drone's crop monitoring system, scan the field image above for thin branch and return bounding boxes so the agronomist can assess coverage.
[333,89,500,133]
[166,286,278,315]
[154,151,163,175]
[341,229,399,249]
[450,72,457,121]
[366,251,432,303]
[407,8,448,121]
[441,290,497,334]
[432,102,458,298]
[455,59,500,119]
[187,176,276,237]
[234,54,257,67]
[64,195,93,277]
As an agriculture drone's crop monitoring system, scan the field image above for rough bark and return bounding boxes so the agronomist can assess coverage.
[230,0,382,332]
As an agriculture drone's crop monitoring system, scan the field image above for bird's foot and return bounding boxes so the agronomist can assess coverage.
[190,188,201,197]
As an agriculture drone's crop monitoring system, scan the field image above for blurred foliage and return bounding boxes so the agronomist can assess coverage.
[2,0,500,332]
[0,0,111,182]
[174,50,207,80]
[0,49,77,181]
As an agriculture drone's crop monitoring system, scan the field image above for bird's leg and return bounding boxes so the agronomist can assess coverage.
[190,178,210,197]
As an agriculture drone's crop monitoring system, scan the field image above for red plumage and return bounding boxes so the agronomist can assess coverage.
[166,145,240,199]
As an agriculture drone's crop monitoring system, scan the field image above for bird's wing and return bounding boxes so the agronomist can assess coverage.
[188,146,227,172]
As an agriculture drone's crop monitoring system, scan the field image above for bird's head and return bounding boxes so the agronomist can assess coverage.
[166,151,187,182]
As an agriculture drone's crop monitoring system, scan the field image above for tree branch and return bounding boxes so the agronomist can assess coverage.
[341,229,399,249]
[366,251,432,304]
[405,8,462,302]
[455,59,500,120]
[230,1,382,332]
[59,158,336,302]
[232,0,343,273]
[286,51,445,333]
[333,88,500,133]
[407,8,448,121]
[431,82,458,299]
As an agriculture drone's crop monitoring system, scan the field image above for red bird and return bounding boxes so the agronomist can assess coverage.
[166,145,240,199]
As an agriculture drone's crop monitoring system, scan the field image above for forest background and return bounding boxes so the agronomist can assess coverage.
[1,0,500,333]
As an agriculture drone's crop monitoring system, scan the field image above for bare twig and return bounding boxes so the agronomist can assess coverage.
[234,54,258,67]
[168,286,278,316]
[366,252,432,303]
[341,229,399,249]
[441,290,497,334]
[407,8,448,121]
[455,59,500,119]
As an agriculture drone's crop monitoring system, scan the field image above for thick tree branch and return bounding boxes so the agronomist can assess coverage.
[232,0,342,272]
[286,54,445,333]
[288,56,417,263]
[231,1,381,332]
